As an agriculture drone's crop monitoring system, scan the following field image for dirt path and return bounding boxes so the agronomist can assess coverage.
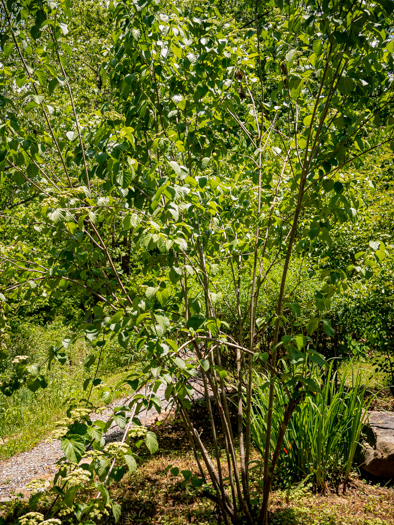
[0,381,205,502]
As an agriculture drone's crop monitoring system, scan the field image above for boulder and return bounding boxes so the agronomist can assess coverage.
[361,411,394,479]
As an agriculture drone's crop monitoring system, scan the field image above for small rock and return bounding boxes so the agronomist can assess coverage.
[361,411,394,479]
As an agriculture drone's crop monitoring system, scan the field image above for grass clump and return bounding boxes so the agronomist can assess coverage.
[250,362,371,491]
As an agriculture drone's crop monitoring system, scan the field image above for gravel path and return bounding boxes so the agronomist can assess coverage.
[0,381,205,502]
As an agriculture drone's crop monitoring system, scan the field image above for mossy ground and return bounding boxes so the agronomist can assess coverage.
[104,414,394,525]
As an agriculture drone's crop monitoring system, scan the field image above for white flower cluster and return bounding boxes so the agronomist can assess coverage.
[40,197,60,208]
[18,513,61,525]
[70,407,91,420]
[129,425,147,438]
[104,442,130,458]
[63,467,91,487]
[19,512,44,525]
[83,449,104,460]
[55,417,73,426]
[12,355,29,364]
[45,417,74,442]
[58,507,73,517]
[102,110,126,122]
[25,479,51,493]
[89,502,111,520]
[46,427,68,442]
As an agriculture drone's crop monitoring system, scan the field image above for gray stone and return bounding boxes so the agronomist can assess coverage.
[361,411,394,479]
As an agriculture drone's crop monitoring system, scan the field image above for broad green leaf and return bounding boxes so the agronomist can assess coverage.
[3,42,13,57]
[294,334,306,350]
[124,454,137,473]
[322,319,335,337]
[168,161,181,175]
[306,317,319,335]
[173,356,186,369]
[145,431,159,454]
[199,359,210,371]
[61,437,85,463]
[338,77,355,95]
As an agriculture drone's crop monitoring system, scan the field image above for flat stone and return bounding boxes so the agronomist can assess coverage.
[361,411,394,479]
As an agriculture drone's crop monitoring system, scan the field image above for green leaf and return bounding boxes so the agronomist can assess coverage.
[181,469,192,481]
[59,22,69,35]
[61,436,85,463]
[145,431,159,454]
[96,460,110,478]
[334,181,344,193]
[306,317,319,335]
[96,483,110,504]
[168,161,181,175]
[308,349,325,367]
[289,77,304,99]
[156,287,170,306]
[124,454,137,473]
[3,42,13,58]
[169,266,183,283]
[112,504,122,523]
[322,319,335,337]
[173,357,186,369]
[369,241,380,251]
[201,157,211,169]
[146,286,159,299]
[199,359,210,371]
[210,292,223,304]
[338,76,355,95]
[27,377,43,392]
[206,318,219,336]
[185,175,198,187]
[187,315,205,330]
[114,414,127,428]
[260,352,269,363]
[192,477,205,487]
[285,49,296,65]
[87,425,103,442]
[66,131,77,141]
[36,69,47,87]
[294,334,306,350]
[64,486,78,507]
[85,328,99,342]
[27,364,40,377]
[83,354,96,369]
[154,314,170,335]
[375,246,386,261]
[123,213,139,230]
[290,303,301,317]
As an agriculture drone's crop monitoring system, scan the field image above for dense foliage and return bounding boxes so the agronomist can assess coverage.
[0,0,393,523]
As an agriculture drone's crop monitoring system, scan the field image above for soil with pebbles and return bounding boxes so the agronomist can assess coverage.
[0,381,205,502]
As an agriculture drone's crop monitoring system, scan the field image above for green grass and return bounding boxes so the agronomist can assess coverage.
[338,357,390,391]
[0,321,139,460]
[0,367,136,460]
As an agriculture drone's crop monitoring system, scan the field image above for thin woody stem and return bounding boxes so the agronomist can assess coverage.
[50,29,91,192]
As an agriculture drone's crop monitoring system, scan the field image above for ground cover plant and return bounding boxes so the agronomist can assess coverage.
[0,0,394,523]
